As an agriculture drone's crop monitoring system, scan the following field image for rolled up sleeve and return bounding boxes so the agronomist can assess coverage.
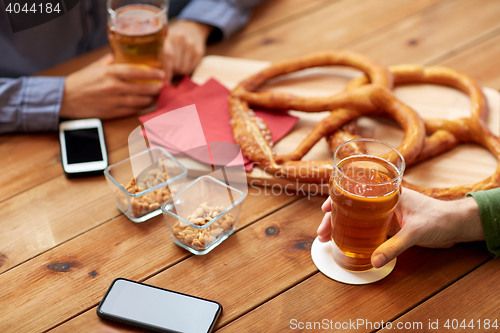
[467,188,500,258]
[0,76,64,134]
[177,0,262,41]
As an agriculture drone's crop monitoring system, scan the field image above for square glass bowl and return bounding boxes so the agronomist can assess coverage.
[104,147,188,222]
[161,176,246,255]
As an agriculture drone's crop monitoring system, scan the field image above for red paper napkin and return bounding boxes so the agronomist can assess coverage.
[139,77,299,171]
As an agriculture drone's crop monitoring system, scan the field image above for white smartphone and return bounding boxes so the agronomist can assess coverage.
[97,278,223,333]
[59,118,108,177]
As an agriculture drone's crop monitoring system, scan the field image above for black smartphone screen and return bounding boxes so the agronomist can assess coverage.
[97,279,222,333]
[64,128,103,164]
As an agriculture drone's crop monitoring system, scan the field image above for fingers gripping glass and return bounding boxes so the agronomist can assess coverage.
[330,138,405,272]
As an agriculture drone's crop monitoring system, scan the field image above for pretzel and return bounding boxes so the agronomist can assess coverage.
[229,50,500,199]
[390,65,499,199]
[229,50,500,198]
[229,51,426,183]
[335,65,500,199]
[232,51,393,112]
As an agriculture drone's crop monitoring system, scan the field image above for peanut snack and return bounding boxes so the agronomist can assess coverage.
[122,168,173,218]
[171,202,236,251]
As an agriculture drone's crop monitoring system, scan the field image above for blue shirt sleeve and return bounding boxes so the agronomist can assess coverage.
[0,76,64,134]
[177,0,262,41]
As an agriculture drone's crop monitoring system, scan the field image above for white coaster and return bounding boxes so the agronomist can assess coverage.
[311,237,397,285]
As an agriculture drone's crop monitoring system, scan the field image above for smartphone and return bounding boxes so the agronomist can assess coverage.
[97,278,223,333]
[59,118,108,177]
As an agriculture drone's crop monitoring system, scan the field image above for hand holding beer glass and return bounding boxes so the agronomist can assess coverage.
[59,0,168,120]
[107,0,168,69]
[329,139,405,273]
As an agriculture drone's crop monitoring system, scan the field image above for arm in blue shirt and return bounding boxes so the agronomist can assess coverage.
[0,0,262,134]
[178,0,262,42]
[0,77,64,134]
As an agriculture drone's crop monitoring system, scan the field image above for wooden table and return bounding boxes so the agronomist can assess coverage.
[2,0,500,332]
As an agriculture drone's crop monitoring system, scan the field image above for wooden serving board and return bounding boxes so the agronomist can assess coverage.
[186,55,500,194]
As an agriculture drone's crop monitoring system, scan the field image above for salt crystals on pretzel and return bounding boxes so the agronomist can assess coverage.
[228,50,500,200]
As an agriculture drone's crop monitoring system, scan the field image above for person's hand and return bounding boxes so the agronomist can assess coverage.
[162,20,214,82]
[60,54,165,119]
[317,188,485,268]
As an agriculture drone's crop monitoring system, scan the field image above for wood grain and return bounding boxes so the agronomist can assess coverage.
[347,0,500,67]
[0,116,140,204]
[383,258,500,332]
[0,134,61,203]
[48,198,491,333]
[2,1,500,332]
[207,0,444,61]
[0,134,301,274]
[437,32,500,91]
[0,189,300,332]
[49,195,322,332]
[218,243,490,332]
[234,0,331,37]
[0,146,130,274]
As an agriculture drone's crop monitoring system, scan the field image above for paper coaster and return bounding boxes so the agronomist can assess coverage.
[311,237,396,285]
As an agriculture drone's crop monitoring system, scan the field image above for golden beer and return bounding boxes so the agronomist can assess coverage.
[107,1,168,68]
[330,140,404,272]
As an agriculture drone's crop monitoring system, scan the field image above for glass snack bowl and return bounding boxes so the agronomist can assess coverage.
[161,176,246,255]
[104,147,188,222]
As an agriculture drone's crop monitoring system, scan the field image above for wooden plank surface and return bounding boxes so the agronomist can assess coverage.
[51,195,322,332]
[384,258,500,332]
[2,0,500,332]
[208,0,445,60]
[347,0,500,67]
[438,33,500,91]
[0,187,301,332]
[219,244,490,332]
[0,146,128,273]
[0,116,139,203]
[50,197,491,333]
[0,134,61,203]
[233,0,331,37]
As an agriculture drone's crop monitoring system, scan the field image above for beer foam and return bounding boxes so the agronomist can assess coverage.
[113,4,164,36]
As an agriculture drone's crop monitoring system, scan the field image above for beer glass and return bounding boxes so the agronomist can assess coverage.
[107,0,168,68]
[330,139,405,272]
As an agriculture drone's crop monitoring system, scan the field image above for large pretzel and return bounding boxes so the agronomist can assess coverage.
[229,51,426,183]
[272,61,500,199]
[229,51,500,199]
[341,65,500,199]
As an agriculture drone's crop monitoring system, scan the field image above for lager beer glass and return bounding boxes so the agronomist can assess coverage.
[107,0,168,68]
[330,139,405,272]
